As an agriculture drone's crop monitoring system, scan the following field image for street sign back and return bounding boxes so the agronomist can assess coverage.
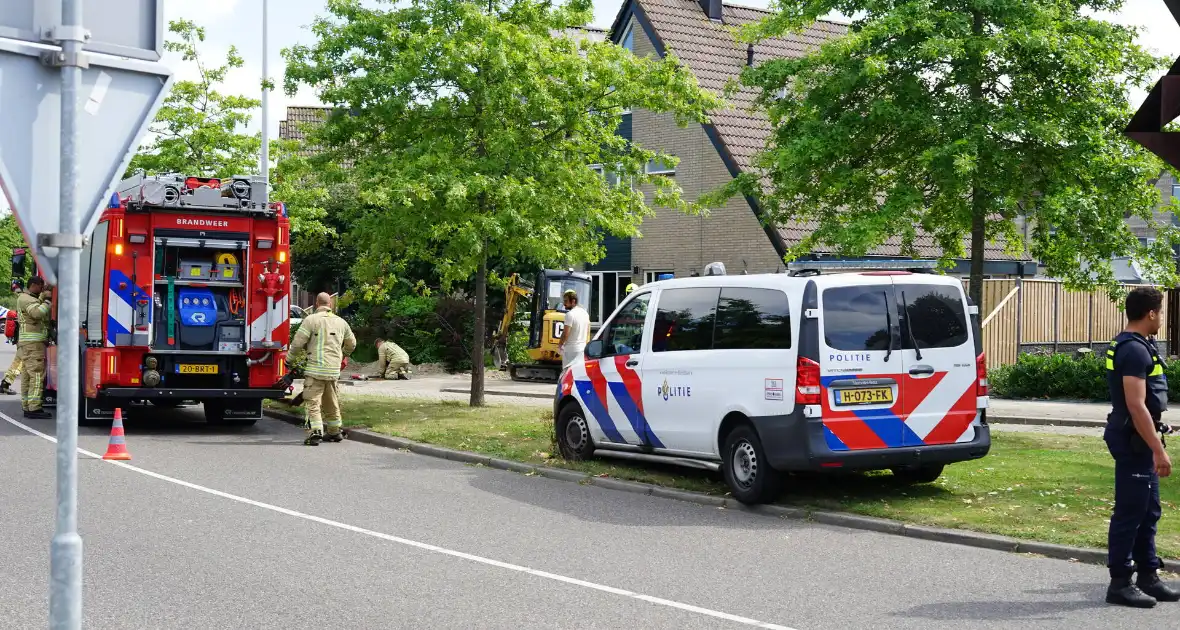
[0,37,172,284]
[0,0,163,61]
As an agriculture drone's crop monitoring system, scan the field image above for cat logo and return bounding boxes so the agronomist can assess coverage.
[552,320,565,340]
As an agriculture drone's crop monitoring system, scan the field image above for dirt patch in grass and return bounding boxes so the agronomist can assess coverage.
[272,395,1180,558]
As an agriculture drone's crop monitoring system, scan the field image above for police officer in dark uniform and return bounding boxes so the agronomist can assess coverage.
[1104,286,1179,607]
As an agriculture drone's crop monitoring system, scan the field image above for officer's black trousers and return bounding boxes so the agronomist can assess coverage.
[1106,434,1162,578]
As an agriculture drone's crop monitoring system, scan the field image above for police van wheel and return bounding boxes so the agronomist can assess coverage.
[891,463,944,484]
[556,403,594,461]
[722,424,783,505]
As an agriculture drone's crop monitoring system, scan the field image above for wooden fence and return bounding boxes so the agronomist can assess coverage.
[964,279,1170,366]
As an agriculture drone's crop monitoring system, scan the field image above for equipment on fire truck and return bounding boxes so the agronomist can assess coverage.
[256,257,285,349]
[116,171,273,214]
[490,269,593,383]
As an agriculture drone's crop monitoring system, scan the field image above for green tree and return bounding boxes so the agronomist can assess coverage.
[129,19,262,179]
[283,0,722,405]
[0,213,28,300]
[715,0,1175,304]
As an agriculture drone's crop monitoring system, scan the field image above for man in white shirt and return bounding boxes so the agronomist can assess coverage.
[557,289,590,370]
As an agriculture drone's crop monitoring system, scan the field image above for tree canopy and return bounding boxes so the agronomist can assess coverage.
[283,0,722,404]
[715,0,1176,302]
[129,19,262,179]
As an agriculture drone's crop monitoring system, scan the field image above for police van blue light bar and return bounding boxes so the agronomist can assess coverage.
[786,259,940,272]
[108,192,121,208]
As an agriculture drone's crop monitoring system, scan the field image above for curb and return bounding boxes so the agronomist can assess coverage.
[261,407,1119,566]
[439,387,552,400]
[987,415,1104,429]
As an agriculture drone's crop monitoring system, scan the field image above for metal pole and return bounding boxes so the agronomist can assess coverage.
[50,0,84,626]
[260,0,269,206]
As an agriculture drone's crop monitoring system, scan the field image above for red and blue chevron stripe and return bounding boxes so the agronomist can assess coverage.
[570,358,663,448]
[820,373,975,451]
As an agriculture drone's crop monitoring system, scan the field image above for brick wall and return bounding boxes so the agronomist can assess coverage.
[1126,171,1178,241]
[627,18,785,279]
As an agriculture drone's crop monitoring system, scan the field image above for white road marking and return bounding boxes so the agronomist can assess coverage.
[1,412,797,630]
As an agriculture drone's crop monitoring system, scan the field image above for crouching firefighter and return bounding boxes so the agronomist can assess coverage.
[1104,286,1179,608]
[286,293,356,445]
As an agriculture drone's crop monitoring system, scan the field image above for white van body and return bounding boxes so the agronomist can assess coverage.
[553,269,991,504]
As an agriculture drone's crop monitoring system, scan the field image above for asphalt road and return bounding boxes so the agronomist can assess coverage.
[0,360,1173,628]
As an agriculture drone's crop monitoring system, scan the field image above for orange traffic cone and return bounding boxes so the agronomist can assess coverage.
[102,408,132,461]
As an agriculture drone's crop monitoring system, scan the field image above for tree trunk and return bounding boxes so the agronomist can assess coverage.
[970,195,985,308]
[968,8,986,308]
[470,246,488,407]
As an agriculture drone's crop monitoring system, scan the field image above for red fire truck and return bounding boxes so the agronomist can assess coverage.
[26,171,294,425]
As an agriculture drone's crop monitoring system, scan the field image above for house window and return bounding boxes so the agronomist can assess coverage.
[619,22,636,115]
[1172,184,1179,202]
[646,270,673,283]
[589,164,623,188]
[645,158,675,175]
[586,271,634,326]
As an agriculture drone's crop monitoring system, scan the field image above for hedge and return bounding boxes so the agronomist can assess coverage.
[990,350,1180,402]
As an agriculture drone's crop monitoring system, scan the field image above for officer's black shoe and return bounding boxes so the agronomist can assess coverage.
[1107,577,1158,608]
[304,431,322,446]
[322,432,344,443]
[1136,570,1180,602]
[23,409,51,419]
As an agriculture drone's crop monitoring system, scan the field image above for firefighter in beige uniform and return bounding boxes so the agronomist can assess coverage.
[17,276,51,419]
[375,337,412,380]
[0,281,24,395]
[288,293,356,445]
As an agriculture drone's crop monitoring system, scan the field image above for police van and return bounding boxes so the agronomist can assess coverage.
[553,261,991,504]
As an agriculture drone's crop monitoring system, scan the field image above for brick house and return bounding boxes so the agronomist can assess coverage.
[1127,170,1180,245]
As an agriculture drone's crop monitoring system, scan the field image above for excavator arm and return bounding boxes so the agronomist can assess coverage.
[491,274,532,369]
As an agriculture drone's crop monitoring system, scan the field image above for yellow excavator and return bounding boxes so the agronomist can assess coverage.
[492,269,593,383]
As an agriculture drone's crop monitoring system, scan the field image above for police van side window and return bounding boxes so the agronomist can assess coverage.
[601,292,650,357]
[713,288,791,350]
[652,288,720,352]
[897,284,969,349]
[822,286,893,351]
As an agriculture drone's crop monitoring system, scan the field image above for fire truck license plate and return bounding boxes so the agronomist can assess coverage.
[176,364,218,375]
[834,387,892,406]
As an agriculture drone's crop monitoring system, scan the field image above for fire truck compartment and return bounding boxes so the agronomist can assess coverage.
[152,241,248,352]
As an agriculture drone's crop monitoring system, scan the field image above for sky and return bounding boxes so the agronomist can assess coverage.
[164,0,1180,141]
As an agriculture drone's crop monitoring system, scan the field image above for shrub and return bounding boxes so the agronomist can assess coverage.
[507,325,530,365]
[990,349,1180,402]
[343,291,477,372]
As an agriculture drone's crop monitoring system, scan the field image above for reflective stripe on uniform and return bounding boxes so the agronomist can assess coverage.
[1106,338,1165,374]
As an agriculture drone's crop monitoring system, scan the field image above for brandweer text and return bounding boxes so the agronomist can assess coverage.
[175,218,231,227]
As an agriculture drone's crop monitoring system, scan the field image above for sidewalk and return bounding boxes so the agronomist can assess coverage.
[986,398,1108,427]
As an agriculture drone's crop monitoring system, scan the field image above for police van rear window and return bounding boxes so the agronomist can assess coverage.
[822,286,892,351]
[897,284,969,349]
